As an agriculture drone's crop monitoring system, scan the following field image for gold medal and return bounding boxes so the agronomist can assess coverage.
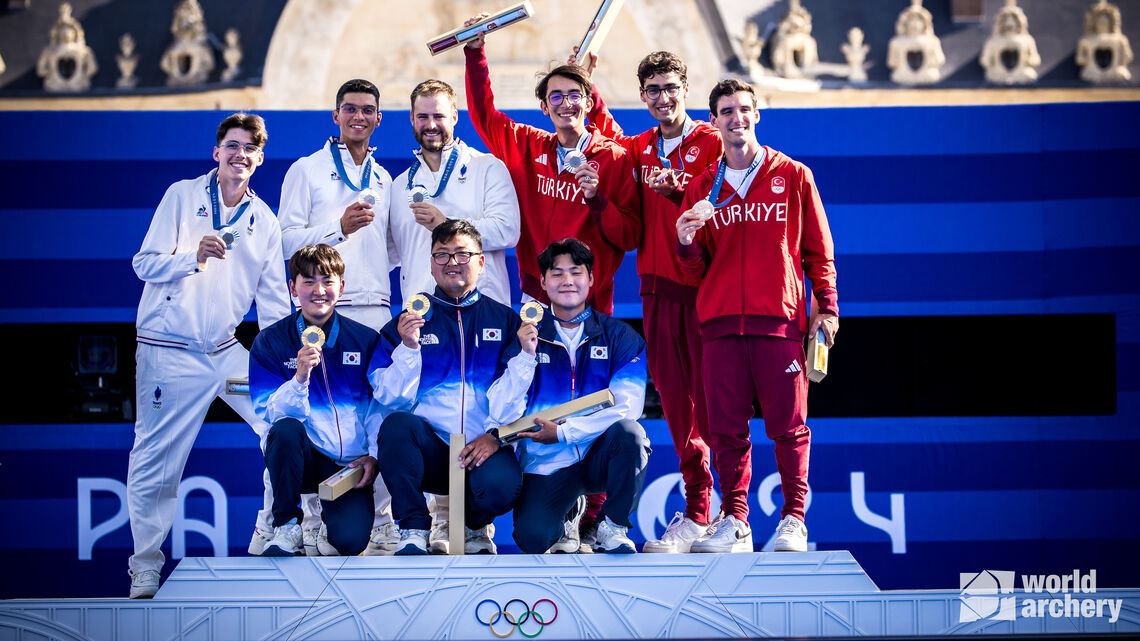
[405,293,431,316]
[301,325,326,349]
[520,301,544,324]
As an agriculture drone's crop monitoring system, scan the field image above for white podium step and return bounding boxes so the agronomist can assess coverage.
[2,552,1138,640]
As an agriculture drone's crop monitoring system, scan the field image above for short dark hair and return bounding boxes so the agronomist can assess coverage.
[636,51,687,86]
[335,79,380,109]
[708,79,757,115]
[431,218,483,252]
[535,64,592,101]
[538,238,594,275]
[410,79,457,111]
[216,112,267,148]
[289,244,345,281]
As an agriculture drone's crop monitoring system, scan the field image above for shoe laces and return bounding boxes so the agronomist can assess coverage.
[777,516,802,536]
[400,528,427,541]
[658,512,685,540]
[705,512,726,535]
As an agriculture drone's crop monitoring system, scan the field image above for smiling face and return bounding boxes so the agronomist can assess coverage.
[289,271,344,327]
[212,127,264,184]
[333,91,380,146]
[641,72,689,129]
[540,75,592,134]
[412,92,458,153]
[430,233,485,299]
[541,253,594,318]
[710,91,760,150]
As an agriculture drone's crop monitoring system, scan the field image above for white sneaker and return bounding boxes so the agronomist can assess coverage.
[248,525,272,555]
[690,515,753,553]
[128,569,160,599]
[465,524,497,554]
[594,517,636,554]
[262,522,303,556]
[546,495,586,554]
[304,522,339,556]
[394,528,430,555]
[772,515,808,552]
[643,512,708,553]
[429,521,449,555]
[363,522,399,556]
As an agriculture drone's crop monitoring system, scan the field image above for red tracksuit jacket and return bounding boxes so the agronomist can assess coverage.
[589,93,724,305]
[464,47,641,314]
[677,146,838,341]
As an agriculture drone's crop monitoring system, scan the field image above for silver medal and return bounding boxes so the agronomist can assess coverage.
[357,188,380,207]
[564,149,587,173]
[218,225,240,249]
[692,200,715,221]
[408,185,431,204]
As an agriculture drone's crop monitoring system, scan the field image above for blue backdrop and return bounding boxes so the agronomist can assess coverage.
[0,102,1137,598]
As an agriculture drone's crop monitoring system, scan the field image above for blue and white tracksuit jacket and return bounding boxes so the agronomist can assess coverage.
[249,311,381,464]
[500,309,647,475]
[367,288,532,444]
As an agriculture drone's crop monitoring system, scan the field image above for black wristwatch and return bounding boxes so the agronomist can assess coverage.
[488,427,503,446]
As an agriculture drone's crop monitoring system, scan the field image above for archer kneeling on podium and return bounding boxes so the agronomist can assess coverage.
[249,244,381,556]
[371,219,529,555]
[503,239,651,554]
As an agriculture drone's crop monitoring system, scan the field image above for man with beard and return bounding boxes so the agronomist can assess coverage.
[388,78,520,552]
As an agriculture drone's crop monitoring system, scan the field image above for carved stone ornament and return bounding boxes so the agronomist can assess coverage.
[740,21,766,79]
[770,0,818,78]
[160,0,215,87]
[116,33,139,89]
[980,0,1041,84]
[887,0,946,85]
[842,27,870,82]
[221,28,242,82]
[36,2,99,92]
[1076,0,1133,82]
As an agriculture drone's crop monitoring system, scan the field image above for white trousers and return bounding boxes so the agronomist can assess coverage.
[128,343,276,574]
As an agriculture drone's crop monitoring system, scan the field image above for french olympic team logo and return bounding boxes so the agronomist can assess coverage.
[771,176,785,194]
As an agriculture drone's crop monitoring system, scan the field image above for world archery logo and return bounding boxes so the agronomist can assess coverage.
[475,598,557,637]
[152,386,163,410]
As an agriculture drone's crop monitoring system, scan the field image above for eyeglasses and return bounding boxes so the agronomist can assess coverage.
[546,92,584,107]
[219,141,261,154]
[339,103,378,117]
[431,251,482,265]
[642,84,683,100]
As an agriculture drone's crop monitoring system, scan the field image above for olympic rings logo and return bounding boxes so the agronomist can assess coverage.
[475,598,558,638]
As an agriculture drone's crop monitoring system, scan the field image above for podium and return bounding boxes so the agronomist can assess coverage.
[1,552,1138,640]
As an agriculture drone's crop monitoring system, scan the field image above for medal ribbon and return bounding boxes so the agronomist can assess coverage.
[705,153,763,208]
[328,138,373,192]
[556,132,592,173]
[209,169,251,230]
[296,311,341,349]
[657,117,694,172]
[406,140,461,197]
[552,307,592,325]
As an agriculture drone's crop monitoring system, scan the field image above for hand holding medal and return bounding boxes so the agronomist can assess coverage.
[398,295,430,350]
[295,326,325,385]
[517,302,542,356]
[677,201,712,246]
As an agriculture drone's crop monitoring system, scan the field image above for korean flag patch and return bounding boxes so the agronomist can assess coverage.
[343,351,361,365]
[590,346,608,360]
[483,328,502,341]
